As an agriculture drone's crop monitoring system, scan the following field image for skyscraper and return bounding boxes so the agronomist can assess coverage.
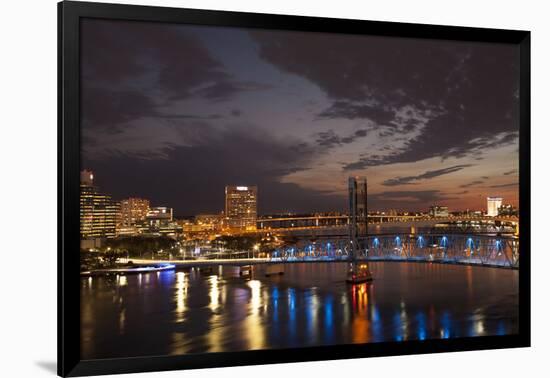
[225,185,258,230]
[80,170,119,240]
[487,197,503,217]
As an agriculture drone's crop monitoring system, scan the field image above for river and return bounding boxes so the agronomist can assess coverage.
[81,261,518,359]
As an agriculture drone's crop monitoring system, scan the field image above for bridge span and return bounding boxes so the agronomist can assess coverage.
[131,233,519,269]
[252,215,518,237]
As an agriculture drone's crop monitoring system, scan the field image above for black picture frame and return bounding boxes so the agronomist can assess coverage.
[58,1,531,376]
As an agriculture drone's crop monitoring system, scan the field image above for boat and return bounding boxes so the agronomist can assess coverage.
[346,263,373,283]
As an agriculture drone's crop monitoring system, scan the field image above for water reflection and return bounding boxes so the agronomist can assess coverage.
[324,294,334,343]
[81,262,519,360]
[209,275,220,310]
[351,284,370,344]
[245,280,264,350]
[117,275,127,287]
[416,312,427,340]
[175,272,187,320]
[440,312,451,339]
[287,288,297,344]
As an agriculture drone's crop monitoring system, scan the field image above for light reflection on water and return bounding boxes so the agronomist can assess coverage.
[245,280,264,350]
[81,262,518,360]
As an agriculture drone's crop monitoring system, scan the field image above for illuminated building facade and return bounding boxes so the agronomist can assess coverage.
[195,213,223,225]
[120,197,150,226]
[225,185,258,230]
[146,207,173,222]
[429,205,449,217]
[487,197,503,217]
[498,203,518,216]
[139,207,180,236]
[80,170,119,240]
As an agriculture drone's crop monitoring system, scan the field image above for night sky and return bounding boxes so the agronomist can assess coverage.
[81,19,520,216]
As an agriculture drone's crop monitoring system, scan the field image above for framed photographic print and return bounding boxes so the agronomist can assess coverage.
[58,1,530,376]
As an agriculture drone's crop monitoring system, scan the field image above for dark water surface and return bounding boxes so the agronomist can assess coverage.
[81,262,518,359]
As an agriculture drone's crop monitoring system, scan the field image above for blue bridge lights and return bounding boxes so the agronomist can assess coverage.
[440,236,449,248]
[466,237,475,255]
[394,236,402,248]
[267,234,517,268]
[495,240,503,256]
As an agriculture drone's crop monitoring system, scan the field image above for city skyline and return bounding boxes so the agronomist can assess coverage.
[81,19,520,214]
[81,169,514,219]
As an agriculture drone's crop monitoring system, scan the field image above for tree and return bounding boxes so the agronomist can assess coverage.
[80,250,101,271]
[101,250,126,268]
[104,235,178,258]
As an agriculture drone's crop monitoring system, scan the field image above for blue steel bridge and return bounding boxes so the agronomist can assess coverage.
[268,233,519,269]
[136,233,519,270]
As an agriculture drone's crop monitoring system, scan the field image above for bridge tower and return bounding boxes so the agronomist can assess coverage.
[347,177,373,283]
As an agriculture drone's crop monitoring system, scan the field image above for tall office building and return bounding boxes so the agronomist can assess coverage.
[225,185,258,230]
[80,170,119,240]
[120,197,150,226]
[487,197,503,217]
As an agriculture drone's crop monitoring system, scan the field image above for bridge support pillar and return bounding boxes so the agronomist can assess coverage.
[347,177,373,284]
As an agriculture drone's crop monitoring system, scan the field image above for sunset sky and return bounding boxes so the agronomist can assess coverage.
[81,19,520,215]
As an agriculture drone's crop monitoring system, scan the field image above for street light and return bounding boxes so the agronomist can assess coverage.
[253,243,260,259]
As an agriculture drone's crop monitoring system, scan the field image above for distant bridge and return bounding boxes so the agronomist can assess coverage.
[255,215,518,234]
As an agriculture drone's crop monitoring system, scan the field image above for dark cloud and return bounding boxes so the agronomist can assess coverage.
[489,182,518,188]
[196,81,273,102]
[84,123,344,214]
[343,130,518,169]
[316,129,369,148]
[161,114,222,121]
[81,19,269,133]
[459,179,486,188]
[251,30,519,167]
[503,169,518,176]
[83,19,228,100]
[81,88,159,130]
[382,164,473,186]
[318,101,395,124]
